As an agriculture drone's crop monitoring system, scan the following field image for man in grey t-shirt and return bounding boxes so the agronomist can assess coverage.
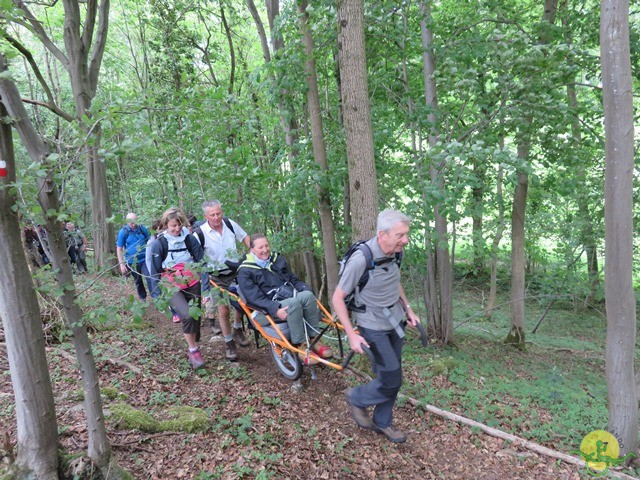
[332,209,420,444]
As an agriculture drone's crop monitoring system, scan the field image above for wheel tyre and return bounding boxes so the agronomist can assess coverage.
[270,344,303,380]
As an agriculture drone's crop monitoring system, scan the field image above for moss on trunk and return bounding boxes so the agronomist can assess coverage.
[504,325,526,351]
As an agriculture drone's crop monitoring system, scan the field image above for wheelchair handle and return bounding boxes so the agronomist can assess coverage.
[417,322,428,347]
[340,344,375,370]
[341,350,356,369]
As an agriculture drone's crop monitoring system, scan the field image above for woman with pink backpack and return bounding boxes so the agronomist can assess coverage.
[147,207,206,369]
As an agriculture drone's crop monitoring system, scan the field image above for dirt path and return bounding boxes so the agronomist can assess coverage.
[0,278,590,479]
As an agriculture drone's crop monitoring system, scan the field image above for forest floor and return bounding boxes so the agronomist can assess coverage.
[0,275,637,479]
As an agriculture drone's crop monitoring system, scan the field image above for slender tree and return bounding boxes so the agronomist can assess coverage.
[0,55,115,473]
[15,0,115,270]
[505,0,559,349]
[601,0,637,459]
[296,0,340,296]
[0,96,59,480]
[419,0,453,343]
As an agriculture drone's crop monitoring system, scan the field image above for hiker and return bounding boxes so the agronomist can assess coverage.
[22,221,42,267]
[116,213,151,301]
[148,208,206,369]
[332,209,420,444]
[36,224,50,265]
[237,234,332,365]
[146,219,180,323]
[65,222,88,273]
[194,200,250,362]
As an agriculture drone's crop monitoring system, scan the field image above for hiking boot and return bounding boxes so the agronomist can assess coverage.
[372,423,407,443]
[345,388,373,429]
[210,319,222,336]
[187,349,205,370]
[233,327,250,347]
[225,339,238,362]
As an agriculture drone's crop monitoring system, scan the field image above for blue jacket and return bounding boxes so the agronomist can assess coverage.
[116,224,150,265]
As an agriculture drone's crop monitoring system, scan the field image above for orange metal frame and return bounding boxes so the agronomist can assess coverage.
[210,279,350,371]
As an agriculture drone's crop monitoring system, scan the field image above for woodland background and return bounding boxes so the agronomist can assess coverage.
[0,0,638,478]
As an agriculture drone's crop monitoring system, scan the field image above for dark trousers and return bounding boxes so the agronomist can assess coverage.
[128,261,148,300]
[349,327,404,428]
[67,245,77,265]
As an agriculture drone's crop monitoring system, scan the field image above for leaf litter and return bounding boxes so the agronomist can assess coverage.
[0,277,597,479]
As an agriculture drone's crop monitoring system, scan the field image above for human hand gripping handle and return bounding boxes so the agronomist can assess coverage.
[406,308,420,328]
[403,304,428,347]
[347,332,369,354]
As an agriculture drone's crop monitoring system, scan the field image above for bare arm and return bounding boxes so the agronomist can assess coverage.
[116,246,127,274]
[332,286,369,353]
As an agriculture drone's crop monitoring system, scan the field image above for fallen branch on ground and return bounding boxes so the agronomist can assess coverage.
[400,394,638,480]
[344,360,637,479]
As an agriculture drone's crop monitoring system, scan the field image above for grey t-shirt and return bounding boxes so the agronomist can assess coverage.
[337,237,405,330]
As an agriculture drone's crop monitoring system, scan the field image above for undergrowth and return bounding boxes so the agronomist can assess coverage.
[402,281,640,477]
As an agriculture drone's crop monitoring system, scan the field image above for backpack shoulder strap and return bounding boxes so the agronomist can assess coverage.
[223,217,235,235]
[184,234,200,261]
[355,242,374,289]
[157,234,168,261]
[194,226,205,246]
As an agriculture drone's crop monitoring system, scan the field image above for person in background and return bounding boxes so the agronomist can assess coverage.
[116,213,150,301]
[65,222,88,273]
[36,224,50,265]
[332,209,420,444]
[23,220,42,268]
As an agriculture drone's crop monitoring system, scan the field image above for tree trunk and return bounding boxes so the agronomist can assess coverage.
[506,160,528,350]
[420,0,453,344]
[505,0,558,348]
[486,160,506,318]
[0,100,59,480]
[567,84,600,305]
[601,0,637,459]
[337,0,378,239]
[332,48,351,228]
[255,0,319,286]
[0,58,113,470]
[297,0,340,298]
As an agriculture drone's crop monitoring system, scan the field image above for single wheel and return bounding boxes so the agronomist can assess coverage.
[270,344,303,380]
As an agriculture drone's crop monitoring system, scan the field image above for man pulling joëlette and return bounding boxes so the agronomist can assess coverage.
[332,209,420,444]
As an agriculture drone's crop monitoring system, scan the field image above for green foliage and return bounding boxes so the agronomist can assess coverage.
[404,292,613,452]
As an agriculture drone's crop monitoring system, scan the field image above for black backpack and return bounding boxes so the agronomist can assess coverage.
[193,217,235,246]
[338,239,403,312]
